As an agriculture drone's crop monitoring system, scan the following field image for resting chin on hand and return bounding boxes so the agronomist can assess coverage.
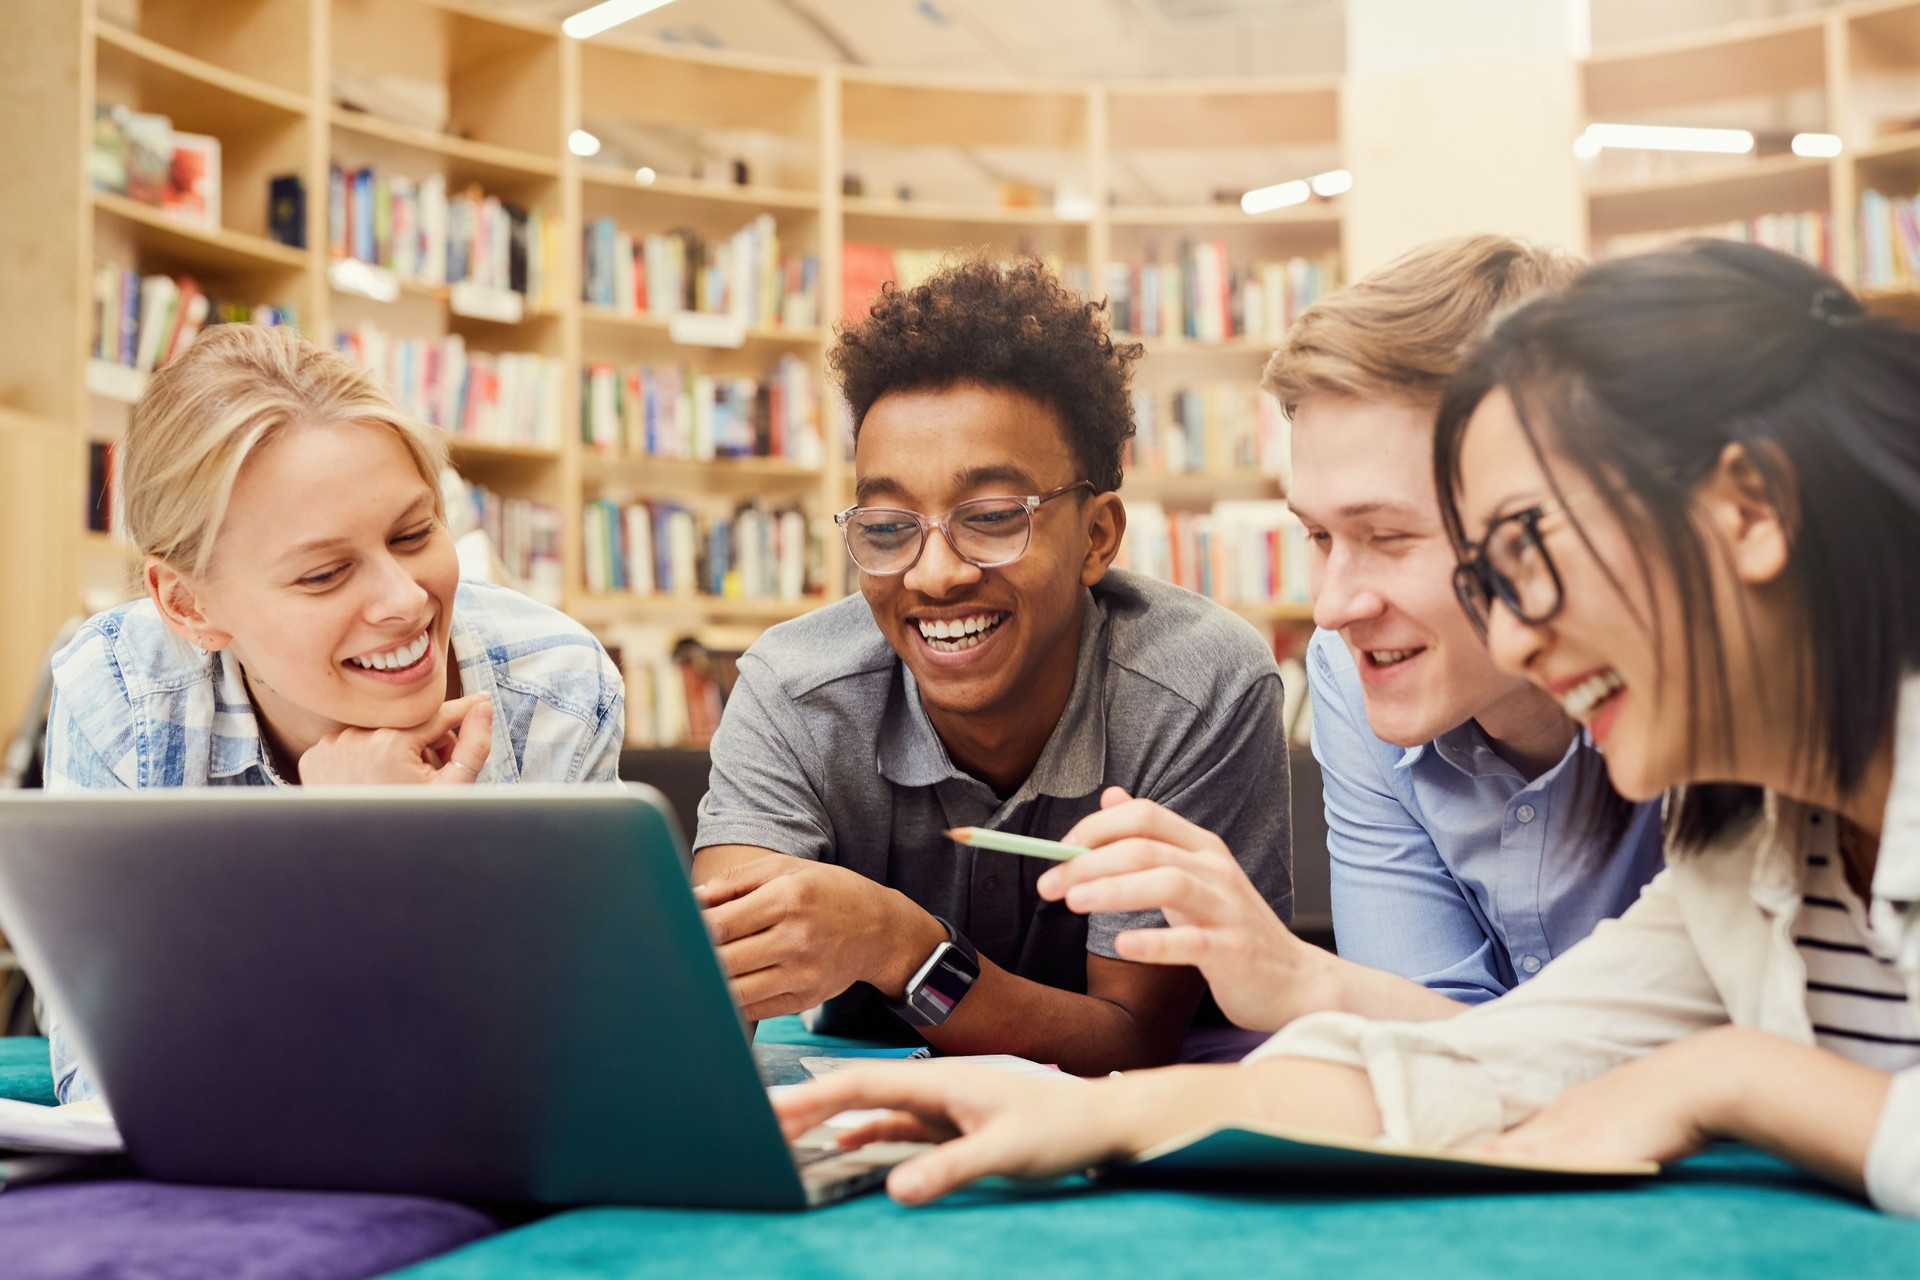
[694,853,948,1024]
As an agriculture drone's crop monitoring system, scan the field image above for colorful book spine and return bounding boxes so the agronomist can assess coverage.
[1858,189,1920,291]
[335,323,564,449]
[580,498,817,601]
[1118,500,1310,607]
[579,355,822,465]
[581,214,821,330]
[327,164,559,307]
[1598,210,1833,271]
[89,265,295,373]
[1127,385,1289,478]
[1104,250,1336,344]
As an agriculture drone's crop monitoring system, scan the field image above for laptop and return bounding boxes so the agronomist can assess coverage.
[0,785,923,1209]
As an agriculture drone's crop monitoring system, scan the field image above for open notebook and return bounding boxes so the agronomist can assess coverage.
[1097,1120,1660,1188]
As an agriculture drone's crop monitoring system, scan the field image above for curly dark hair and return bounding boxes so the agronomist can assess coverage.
[829,255,1143,492]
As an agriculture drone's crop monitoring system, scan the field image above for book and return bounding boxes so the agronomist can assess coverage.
[164,131,220,232]
[0,1098,122,1158]
[121,109,173,207]
[89,104,129,195]
[269,174,307,248]
[1097,1120,1659,1188]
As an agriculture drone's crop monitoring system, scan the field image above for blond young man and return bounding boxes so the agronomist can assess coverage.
[1033,235,1664,1035]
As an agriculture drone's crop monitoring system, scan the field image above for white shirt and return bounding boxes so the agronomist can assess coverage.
[1253,674,1920,1218]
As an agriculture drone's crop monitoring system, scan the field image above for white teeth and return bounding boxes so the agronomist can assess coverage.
[916,613,1005,652]
[1370,648,1418,667]
[1558,668,1625,720]
[349,629,430,672]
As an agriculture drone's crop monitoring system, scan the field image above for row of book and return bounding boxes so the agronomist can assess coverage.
[581,498,816,601]
[328,164,561,307]
[1106,250,1337,344]
[1858,189,1920,290]
[608,639,730,748]
[581,356,823,464]
[1128,384,1289,478]
[91,267,297,373]
[334,325,565,449]
[1118,500,1311,607]
[582,214,821,330]
[840,243,1094,323]
[456,484,564,607]
[1598,210,1833,269]
[91,103,221,233]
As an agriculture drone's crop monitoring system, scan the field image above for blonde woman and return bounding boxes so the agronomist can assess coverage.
[44,324,624,1101]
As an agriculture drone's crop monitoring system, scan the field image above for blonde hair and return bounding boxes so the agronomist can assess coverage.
[1262,234,1583,414]
[123,325,449,577]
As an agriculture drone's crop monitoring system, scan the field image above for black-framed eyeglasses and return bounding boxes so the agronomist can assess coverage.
[833,481,1096,576]
[1451,491,1591,637]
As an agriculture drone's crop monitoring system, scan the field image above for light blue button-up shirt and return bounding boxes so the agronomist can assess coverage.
[1306,628,1664,1003]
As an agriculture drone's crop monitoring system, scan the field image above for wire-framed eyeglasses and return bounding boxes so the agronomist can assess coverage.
[833,481,1096,576]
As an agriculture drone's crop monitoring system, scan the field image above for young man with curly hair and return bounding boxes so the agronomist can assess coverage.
[691,256,1292,1075]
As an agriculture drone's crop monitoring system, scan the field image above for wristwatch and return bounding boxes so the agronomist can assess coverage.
[886,917,981,1028]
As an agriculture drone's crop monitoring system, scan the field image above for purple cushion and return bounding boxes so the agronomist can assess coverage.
[0,1179,495,1280]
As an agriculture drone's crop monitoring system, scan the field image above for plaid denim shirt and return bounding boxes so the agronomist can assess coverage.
[42,579,625,1102]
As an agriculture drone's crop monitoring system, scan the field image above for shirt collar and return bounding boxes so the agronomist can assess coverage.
[1875,672,1920,902]
[448,589,515,784]
[1399,718,1584,781]
[876,589,1108,800]
[208,651,286,784]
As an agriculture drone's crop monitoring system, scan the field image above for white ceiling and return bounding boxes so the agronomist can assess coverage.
[486,0,1847,78]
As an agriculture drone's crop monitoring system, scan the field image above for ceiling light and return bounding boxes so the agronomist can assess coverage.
[569,129,602,157]
[563,0,680,40]
[635,166,657,185]
[1791,132,1843,158]
[1241,179,1310,215]
[1576,123,1754,155]
[1309,168,1352,198]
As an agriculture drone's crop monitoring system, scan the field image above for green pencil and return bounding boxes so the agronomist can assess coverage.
[945,827,1089,861]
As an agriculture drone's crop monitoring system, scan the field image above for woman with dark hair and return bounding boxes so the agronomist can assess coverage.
[769,240,1920,1219]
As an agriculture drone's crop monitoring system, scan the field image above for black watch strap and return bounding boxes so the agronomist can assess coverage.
[885,917,981,1028]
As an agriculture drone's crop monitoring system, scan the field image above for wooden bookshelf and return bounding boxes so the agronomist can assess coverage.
[5,0,1371,732]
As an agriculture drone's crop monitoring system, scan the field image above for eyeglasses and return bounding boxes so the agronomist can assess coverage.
[833,481,1095,576]
[1451,489,1594,637]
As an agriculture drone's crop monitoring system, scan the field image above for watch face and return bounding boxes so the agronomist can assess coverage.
[912,942,978,1024]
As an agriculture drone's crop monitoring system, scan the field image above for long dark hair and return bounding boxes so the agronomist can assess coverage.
[1433,240,1920,849]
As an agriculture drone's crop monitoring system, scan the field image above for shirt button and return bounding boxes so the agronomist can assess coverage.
[1515,804,1537,824]
[983,876,999,893]
[1520,954,1542,974]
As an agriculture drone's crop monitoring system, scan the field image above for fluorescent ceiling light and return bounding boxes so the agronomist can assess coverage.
[569,129,602,157]
[1792,132,1843,158]
[1577,123,1754,154]
[563,0,679,40]
[634,166,657,185]
[1241,179,1310,215]
[1309,168,1352,198]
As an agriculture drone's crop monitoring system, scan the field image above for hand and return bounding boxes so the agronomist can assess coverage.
[772,1062,1126,1204]
[1478,1028,1749,1170]
[697,857,947,1023]
[1044,787,1327,1032]
[297,694,492,786]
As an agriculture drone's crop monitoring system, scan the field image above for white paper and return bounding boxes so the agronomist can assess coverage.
[0,1098,124,1156]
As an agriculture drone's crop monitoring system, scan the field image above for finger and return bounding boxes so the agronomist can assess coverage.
[771,1066,970,1140]
[694,856,785,909]
[1112,925,1218,968]
[1060,797,1222,857]
[836,1112,956,1148]
[886,1134,1024,1205]
[430,698,493,785]
[703,879,790,946]
[416,693,490,744]
[1062,859,1217,918]
[1100,786,1134,810]
[1038,838,1217,904]
[738,991,810,1025]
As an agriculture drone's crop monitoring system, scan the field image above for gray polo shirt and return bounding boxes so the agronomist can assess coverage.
[695,568,1293,1005]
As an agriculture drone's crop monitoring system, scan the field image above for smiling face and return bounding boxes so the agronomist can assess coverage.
[1289,392,1541,748]
[852,382,1121,738]
[1454,388,1714,802]
[158,419,460,760]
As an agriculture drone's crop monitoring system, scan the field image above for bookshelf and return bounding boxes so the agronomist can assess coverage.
[3,0,1368,733]
[1577,1,1920,308]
